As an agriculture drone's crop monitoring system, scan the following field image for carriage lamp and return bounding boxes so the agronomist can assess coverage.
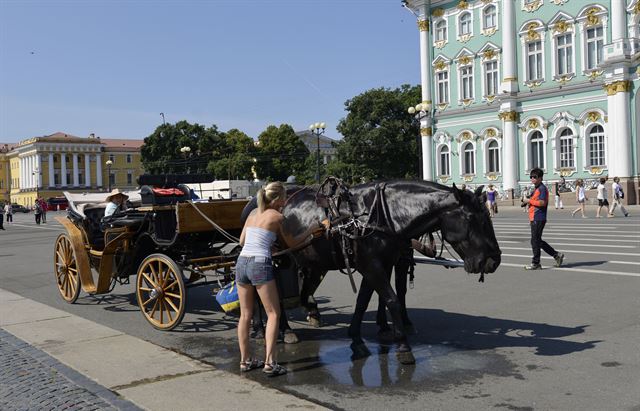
[309,122,326,184]
[106,160,113,191]
[180,146,192,174]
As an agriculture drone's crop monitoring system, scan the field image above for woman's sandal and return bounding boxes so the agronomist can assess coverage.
[240,358,264,372]
[263,362,287,377]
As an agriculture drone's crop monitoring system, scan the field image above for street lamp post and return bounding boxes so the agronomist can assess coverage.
[32,167,41,201]
[407,103,431,180]
[180,146,191,174]
[308,122,326,184]
[105,160,113,191]
[160,112,166,125]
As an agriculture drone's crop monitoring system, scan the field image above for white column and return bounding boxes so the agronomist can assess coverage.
[28,155,33,189]
[35,154,41,188]
[60,153,67,187]
[96,154,103,187]
[48,153,55,187]
[72,153,79,186]
[19,157,24,189]
[418,9,434,181]
[500,110,519,191]
[611,0,627,41]
[84,154,91,187]
[501,0,518,93]
[606,82,632,178]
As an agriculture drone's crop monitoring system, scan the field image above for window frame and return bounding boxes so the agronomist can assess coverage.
[434,65,451,106]
[557,128,575,169]
[526,40,544,82]
[586,124,606,168]
[461,141,476,175]
[459,12,472,36]
[482,5,497,31]
[437,144,451,177]
[482,58,499,100]
[434,19,447,43]
[486,139,501,174]
[528,130,545,171]
[459,63,474,102]
[553,31,575,78]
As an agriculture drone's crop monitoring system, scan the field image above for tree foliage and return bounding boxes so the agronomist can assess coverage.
[207,129,256,180]
[254,124,309,181]
[334,84,422,183]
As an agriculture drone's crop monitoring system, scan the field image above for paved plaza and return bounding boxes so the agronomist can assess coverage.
[1,208,639,410]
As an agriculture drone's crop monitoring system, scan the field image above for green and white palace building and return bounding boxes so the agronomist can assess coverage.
[403,0,639,204]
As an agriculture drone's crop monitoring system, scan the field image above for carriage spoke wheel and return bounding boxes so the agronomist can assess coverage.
[54,234,81,303]
[136,254,186,331]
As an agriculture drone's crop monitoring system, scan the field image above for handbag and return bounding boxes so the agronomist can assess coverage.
[619,188,624,199]
[215,281,240,313]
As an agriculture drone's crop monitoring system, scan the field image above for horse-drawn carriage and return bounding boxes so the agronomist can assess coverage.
[53,174,249,330]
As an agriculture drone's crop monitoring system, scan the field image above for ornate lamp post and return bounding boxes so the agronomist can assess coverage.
[160,112,166,125]
[105,160,113,191]
[32,166,41,201]
[308,122,326,183]
[407,103,431,179]
[180,146,191,174]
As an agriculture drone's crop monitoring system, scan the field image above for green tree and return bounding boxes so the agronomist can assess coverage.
[207,128,256,180]
[254,124,309,181]
[335,84,421,182]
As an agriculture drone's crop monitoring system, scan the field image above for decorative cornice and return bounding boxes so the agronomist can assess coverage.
[420,127,433,137]
[417,19,430,32]
[604,80,632,96]
[432,8,444,18]
[498,111,519,122]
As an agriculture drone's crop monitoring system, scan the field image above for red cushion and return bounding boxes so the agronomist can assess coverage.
[152,188,184,196]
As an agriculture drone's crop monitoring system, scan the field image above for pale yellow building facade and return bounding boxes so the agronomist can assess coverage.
[0,132,144,206]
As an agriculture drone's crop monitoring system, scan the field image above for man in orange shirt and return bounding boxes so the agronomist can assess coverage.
[521,168,564,270]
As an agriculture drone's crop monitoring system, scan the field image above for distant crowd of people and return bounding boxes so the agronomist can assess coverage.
[0,198,50,230]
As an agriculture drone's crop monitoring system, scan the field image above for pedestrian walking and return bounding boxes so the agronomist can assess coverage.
[0,203,5,230]
[34,199,42,225]
[595,177,609,218]
[4,203,12,224]
[608,176,629,218]
[571,179,588,218]
[41,199,48,223]
[521,168,564,270]
[554,181,564,209]
[486,184,497,218]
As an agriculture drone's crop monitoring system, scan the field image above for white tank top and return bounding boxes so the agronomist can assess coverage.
[239,227,277,258]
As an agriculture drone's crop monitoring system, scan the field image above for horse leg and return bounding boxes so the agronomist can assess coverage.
[376,269,392,335]
[394,255,415,334]
[279,301,299,344]
[300,267,326,328]
[348,276,375,359]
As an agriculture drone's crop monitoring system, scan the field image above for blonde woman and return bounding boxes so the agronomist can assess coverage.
[571,179,587,218]
[236,182,327,376]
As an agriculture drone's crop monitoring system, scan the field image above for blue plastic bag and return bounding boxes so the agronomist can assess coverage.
[216,281,240,313]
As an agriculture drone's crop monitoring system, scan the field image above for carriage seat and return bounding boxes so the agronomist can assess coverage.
[140,184,190,205]
[78,204,107,250]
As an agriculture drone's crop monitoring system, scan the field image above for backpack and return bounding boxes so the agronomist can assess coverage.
[618,187,624,199]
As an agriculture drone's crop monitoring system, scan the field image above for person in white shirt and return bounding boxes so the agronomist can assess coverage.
[595,177,609,218]
[571,179,588,218]
[3,203,12,224]
[608,176,629,217]
[103,189,128,218]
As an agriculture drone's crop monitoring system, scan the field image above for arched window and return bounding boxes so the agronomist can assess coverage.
[483,5,496,29]
[559,129,574,168]
[462,142,475,174]
[588,125,605,166]
[487,140,500,173]
[435,20,447,42]
[459,12,471,36]
[529,131,544,169]
[439,145,450,176]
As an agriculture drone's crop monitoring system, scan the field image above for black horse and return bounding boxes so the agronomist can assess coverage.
[281,179,501,364]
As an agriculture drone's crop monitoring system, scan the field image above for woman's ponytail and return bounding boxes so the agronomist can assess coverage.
[257,188,268,212]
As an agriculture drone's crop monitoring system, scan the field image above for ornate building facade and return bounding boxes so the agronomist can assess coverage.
[0,132,143,206]
[403,0,639,203]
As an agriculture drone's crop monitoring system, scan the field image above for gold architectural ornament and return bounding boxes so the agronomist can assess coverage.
[434,40,446,49]
[462,98,473,107]
[420,127,433,137]
[482,49,496,60]
[587,112,600,123]
[457,1,469,10]
[589,166,604,175]
[481,0,493,4]
[434,61,447,71]
[559,168,575,177]
[439,176,450,183]
[417,19,430,32]
[461,131,472,140]
[432,8,445,18]
[459,34,472,43]
[485,95,496,103]
[528,119,539,129]
[553,20,570,34]
[587,70,604,81]
[525,80,543,89]
[585,8,600,27]
[556,74,573,85]
[498,111,519,122]
[525,23,541,41]
[482,27,498,36]
[635,2,640,14]
[552,0,567,4]
[486,128,496,137]
[463,175,474,182]
[503,76,517,81]
[487,173,499,181]
[436,103,448,111]
[458,56,471,65]
[523,0,542,12]
[604,80,632,96]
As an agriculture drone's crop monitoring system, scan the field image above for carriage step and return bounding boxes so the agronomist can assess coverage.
[89,250,104,257]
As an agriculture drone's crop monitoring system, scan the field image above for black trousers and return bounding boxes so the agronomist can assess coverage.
[530,220,556,265]
[5,214,12,222]
[0,214,4,229]
[35,213,41,224]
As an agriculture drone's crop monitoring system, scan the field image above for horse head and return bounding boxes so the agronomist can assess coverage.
[439,184,501,274]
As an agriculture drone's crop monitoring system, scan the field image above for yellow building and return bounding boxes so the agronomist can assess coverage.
[0,132,144,207]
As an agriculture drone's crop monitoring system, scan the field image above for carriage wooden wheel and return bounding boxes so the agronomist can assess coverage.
[54,234,81,303]
[136,254,186,330]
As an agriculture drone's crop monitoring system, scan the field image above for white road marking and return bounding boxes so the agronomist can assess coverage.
[500,253,640,266]
[496,235,639,244]
[494,230,640,238]
[499,262,640,278]
[8,224,63,231]
[500,246,640,257]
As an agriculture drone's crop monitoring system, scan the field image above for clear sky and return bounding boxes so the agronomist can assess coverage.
[0,0,420,143]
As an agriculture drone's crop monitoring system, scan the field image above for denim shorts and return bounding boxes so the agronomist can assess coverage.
[235,256,274,286]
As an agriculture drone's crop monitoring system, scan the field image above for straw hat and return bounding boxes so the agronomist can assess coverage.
[106,188,129,203]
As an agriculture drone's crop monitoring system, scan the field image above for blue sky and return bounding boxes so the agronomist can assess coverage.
[0,0,419,143]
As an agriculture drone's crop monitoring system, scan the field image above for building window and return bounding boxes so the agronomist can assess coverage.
[78,172,84,186]
[484,60,498,97]
[527,41,543,81]
[127,172,133,185]
[126,154,132,163]
[588,125,605,166]
[555,33,573,76]
[435,20,447,42]
[459,12,471,36]
[487,140,500,173]
[66,172,72,185]
[462,142,475,174]
[460,66,474,100]
[439,146,450,176]
[586,26,604,70]
[436,71,449,104]
[483,5,496,30]
[529,131,544,169]
[559,129,574,168]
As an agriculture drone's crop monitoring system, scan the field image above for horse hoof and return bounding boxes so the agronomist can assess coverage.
[306,315,321,328]
[350,343,371,360]
[283,330,299,344]
[396,350,416,365]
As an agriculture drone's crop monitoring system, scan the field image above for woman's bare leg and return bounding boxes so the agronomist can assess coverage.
[237,283,255,362]
[256,280,281,365]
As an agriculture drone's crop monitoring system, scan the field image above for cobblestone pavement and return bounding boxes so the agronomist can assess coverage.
[0,328,140,411]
